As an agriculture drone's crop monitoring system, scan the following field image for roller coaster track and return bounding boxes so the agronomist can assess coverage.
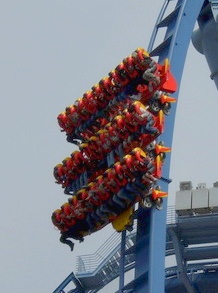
[131,1,206,292]
[53,1,218,292]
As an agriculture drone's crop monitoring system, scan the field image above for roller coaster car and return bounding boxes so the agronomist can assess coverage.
[54,109,166,190]
[56,110,166,193]
[56,51,177,142]
[52,48,177,251]
[52,144,171,249]
[56,182,168,250]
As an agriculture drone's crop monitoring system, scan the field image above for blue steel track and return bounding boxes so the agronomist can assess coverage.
[134,1,206,292]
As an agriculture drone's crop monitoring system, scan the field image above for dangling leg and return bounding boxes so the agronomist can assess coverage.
[60,234,74,251]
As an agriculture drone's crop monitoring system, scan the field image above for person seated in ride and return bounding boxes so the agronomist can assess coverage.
[102,168,124,194]
[65,104,80,127]
[96,129,113,153]
[123,55,139,79]
[94,175,112,203]
[76,188,89,201]
[53,163,69,187]
[91,83,111,106]
[99,76,119,97]
[130,148,152,172]
[119,155,137,179]
[88,135,105,160]
[112,115,129,140]
[82,91,98,115]
[109,66,129,90]
[137,60,160,94]
[128,101,159,134]
[51,209,69,232]
[85,182,103,207]
[61,157,78,181]
[128,101,149,122]
[104,122,120,145]
[61,203,77,228]
[115,62,131,85]
[114,162,130,186]
[68,196,87,221]
[132,48,152,71]
[123,109,140,133]
[71,150,86,166]
[57,111,75,134]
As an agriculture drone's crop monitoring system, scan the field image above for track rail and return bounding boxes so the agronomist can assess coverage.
[133,1,206,292]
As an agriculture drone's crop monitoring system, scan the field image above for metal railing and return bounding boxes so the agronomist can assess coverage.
[76,206,177,274]
[165,261,218,279]
[167,205,177,225]
[76,224,137,274]
[76,231,121,274]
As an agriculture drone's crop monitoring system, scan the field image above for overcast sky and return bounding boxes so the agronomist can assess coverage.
[1,1,217,292]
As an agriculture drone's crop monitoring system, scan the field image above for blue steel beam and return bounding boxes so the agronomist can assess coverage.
[53,272,85,293]
[118,230,126,292]
[166,264,218,293]
[168,228,196,293]
[133,1,205,293]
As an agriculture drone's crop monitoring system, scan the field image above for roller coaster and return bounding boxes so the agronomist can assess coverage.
[52,1,218,292]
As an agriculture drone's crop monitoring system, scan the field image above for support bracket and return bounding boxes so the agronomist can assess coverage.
[169,228,196,293]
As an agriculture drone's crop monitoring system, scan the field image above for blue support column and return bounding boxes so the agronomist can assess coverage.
[134,1,205,292]
[134,209,151,292]
[119,230,126,292]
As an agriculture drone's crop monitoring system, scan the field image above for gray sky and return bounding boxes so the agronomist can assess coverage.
[1,1,217,292]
